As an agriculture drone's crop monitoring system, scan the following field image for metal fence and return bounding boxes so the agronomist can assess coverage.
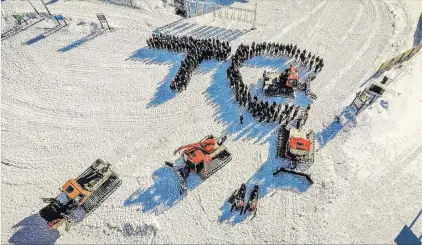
[213,5,256,29]
[184,0,257,29]
[375,44,422,74]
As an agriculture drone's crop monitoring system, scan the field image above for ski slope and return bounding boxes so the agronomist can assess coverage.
[1,0,422,244]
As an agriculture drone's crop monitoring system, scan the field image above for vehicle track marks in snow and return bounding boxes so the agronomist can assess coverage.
[266,0,327,43]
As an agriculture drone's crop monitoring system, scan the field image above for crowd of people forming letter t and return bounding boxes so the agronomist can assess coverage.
[147,33,231,92]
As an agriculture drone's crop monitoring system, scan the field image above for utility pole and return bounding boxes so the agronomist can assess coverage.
[27,0,40,15]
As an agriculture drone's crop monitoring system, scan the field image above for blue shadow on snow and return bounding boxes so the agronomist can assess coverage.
[9,214,60,245]
[196,59,220,74]
[127,47,185,107]
[25,34,47,45]
[124,159,202,214]
[58,28,104,52]
[316,106,357,148]
[24,25,65,45]
[395,208,422,245]
[218,133,311,224]
[200,0,248,6]
[206,60,277,143]
[413,12,422,47]
[45,0,59,5]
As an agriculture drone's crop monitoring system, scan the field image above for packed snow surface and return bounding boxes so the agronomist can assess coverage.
[1,0,421,244]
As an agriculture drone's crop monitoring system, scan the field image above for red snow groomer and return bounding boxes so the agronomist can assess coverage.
[165,135,232,194]
[273,125,315,184]
[262,65,300,98]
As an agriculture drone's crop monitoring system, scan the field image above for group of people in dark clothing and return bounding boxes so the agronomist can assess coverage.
[146,33,231,92]
[146,35,320,127]
[230,41,324,73]
[227,43,312,127]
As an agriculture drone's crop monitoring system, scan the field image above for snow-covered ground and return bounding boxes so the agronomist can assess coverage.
[1,0,421,244]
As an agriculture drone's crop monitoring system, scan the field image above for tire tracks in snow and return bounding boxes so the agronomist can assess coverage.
[322,0,381,96]
[266,0,328,43]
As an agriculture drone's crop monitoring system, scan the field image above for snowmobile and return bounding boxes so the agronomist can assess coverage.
[39,159,122,232]
[165,135,232,194]
[274,125,314,184]
[228,183,246,213]
[243,185,259,217]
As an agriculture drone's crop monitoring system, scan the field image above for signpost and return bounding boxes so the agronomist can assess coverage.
[54,15,67,26]
[12,15,28,25]
[96,13,111,30]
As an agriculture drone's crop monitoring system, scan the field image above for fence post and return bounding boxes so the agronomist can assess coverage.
[40,0,52,16]
[251,3,257,30]
[27,0,40,15]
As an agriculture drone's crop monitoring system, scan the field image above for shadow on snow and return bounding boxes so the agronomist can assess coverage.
[46,0,59,5]
[395,208,422,245]
[413,12,422,47]
[315,106,357,148]
[58,25,104,52]
[123,159,202,214]
[218,133,311,224]
[24,25,65,45]
[206,60,277,143]
[9,214,60,245]
[126,47,185,107]
[197,0,248,6]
